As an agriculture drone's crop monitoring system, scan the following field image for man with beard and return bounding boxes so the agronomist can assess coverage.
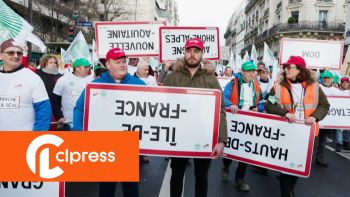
[163,38,227,197]
[0,39,51,130]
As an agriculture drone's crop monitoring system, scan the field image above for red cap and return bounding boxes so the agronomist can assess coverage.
[282,56,306,68]
[185,38,204,50]
[0,39,22,52]
[341,77,349,82]
[106,48,127,61]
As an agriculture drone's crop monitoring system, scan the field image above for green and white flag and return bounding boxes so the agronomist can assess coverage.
[62,31,91,64]
[251,44,258,66]
[0,0,33,44]
[60,48,67,64]
[234,53,243,73]
[243,50,250,63]
[263,42,279,81]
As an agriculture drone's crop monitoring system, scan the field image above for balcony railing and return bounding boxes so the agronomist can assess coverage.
[317,0,333,2]
[245,0,258,13]
[254,21,345,44]
[289,0,302,3]
[224,29,236,38]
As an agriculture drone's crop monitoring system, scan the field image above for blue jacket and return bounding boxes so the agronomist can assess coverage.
[72,72,145,131]
[33,100,51,131]
[223,73,264,112]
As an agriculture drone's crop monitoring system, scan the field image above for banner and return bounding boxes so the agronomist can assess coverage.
[95,21,165,58]
[319,96,350,129]
[159,27,220,62]
[223,110,315,177]
[280,38,344,70]
[0,182,64,197]
[0,132,138,181]
[84,84,222,158]
[0,0,33,43]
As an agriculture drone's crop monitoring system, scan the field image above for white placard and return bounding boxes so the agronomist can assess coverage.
[160,27,220,62]
[84,84,222,158]
[0,182,63,197]
[280,38,343,70]
[217,77,231,90]
[319,96,350,129]
[223,110,315,177]
[95,21,165,58]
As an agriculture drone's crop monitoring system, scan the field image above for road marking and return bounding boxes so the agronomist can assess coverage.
[158,161,185,197]
[325,145,350,160]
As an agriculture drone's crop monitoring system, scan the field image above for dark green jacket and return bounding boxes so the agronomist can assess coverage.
[265,77,330,122]
[163,66,228,143]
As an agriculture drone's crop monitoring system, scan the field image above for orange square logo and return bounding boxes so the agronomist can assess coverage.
[0,132,139,181]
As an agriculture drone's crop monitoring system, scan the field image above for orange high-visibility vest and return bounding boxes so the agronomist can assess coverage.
[230,78,261,107]
[274,81,320,136]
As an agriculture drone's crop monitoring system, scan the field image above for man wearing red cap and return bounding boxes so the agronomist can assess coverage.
[335,76,350,152]
[73,47,145,197]
[265,56,329,197]
[339,77,350,92]
[0,39,51,131]
[163,38,227,197]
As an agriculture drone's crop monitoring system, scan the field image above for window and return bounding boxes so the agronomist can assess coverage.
[319,10,328,22]
[291,11,299,22]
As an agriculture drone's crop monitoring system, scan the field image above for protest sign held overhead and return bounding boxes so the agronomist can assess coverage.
[217,77,231,90]
[159,27,220,62]
[84,84,222,158]
[280,38,343,70]
[223,110,315,177]
[95,21,165,58]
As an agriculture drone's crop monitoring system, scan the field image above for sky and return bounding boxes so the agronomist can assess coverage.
[175,0,240,46]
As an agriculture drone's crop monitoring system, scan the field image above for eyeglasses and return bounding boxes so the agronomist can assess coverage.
[283,65,297,70]
[3,51,23,56]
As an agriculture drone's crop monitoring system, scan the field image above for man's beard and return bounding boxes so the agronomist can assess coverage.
[184,58,201,68]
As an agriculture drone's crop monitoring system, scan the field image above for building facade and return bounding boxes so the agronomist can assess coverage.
[95,0,179,26]
[226,0,347,58]
[224,0,247,56]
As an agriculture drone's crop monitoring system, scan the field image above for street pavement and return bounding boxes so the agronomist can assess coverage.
[65,142,350,197]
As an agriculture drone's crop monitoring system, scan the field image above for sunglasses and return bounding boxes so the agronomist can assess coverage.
[283,65,297,70]
[3,51,23,56]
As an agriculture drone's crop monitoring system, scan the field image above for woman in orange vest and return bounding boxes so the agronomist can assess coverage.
[265,56,329,197]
